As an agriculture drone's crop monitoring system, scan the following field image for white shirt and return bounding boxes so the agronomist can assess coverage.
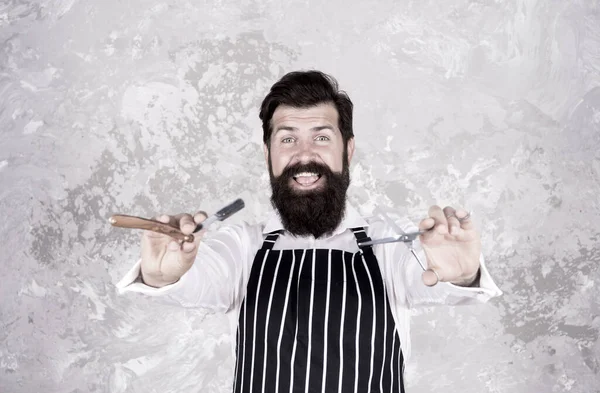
[116,203,502,363]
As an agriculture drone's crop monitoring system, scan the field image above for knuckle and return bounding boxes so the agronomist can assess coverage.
[154,214,169,223]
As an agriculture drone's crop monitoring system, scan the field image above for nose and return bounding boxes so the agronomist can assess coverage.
[293,139,318,164]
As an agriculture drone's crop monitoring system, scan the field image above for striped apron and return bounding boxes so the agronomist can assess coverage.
[234,227,405,393]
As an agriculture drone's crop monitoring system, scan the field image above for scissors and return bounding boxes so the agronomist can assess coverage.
[357,211,472,272]
[358,230,429,271]
[357,230,427,247]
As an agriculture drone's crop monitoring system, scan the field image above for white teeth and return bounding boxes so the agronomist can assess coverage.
[294,172,319,178]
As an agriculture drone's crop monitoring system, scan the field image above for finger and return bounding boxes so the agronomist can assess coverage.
[427,205,448,235]
[443,206,461,235]
[156,214,170,223]
[418,217,436,231]
[456,209,475,230]
[179,224,204,266]
[160,214,186,250]
[163,235,195,256]
[422,269,441,286]
[193,211,208,224]
[143,214,175,239]
[173,213,196,235]
[181,238,198,254]
[177,212,208,260]
[141,215,176,268]
[157,214,180,227]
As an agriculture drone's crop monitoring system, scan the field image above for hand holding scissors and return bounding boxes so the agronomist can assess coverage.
[360,205,481,287]
[418,206,480,287]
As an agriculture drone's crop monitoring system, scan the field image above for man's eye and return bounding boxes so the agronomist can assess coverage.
[315,136,330,141]
[282,137,294,143]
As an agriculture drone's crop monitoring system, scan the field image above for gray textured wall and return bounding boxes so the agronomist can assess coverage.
[1,0,599,392]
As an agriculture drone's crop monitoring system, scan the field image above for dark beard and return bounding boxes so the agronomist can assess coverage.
[269,157,350,239]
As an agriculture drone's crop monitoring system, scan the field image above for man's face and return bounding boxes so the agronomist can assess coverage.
[265,103,354,189]
[264,103,355,238]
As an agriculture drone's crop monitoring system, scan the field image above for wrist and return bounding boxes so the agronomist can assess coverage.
[139,271,178,288]
[452,268,481,287]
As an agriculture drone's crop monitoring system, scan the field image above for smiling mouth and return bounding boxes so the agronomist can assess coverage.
[292,171,322,186]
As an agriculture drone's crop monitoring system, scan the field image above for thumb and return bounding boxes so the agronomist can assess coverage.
[176,211,208,266]
[422,269,441,286]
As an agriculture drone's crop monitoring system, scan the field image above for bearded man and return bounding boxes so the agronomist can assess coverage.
[118,70,502,393]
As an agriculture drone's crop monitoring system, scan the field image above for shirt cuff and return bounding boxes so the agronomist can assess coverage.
[445,253,503,299]
[115,259,189,297]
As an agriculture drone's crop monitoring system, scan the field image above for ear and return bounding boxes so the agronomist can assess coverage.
[346,137,355,163]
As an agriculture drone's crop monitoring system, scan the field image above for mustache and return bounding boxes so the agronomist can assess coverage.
[278,161,333,179]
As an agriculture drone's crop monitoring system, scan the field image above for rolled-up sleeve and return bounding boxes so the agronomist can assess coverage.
[116,223,259,313]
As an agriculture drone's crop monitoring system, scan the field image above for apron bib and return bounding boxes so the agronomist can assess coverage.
[234,228,405,393]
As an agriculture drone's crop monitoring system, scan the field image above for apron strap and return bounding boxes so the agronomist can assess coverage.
[350,227,373,249]
[261,230,283,250]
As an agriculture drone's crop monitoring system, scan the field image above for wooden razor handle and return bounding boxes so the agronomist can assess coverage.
[108,214,194,243]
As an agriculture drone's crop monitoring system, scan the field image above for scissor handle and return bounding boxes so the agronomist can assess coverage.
[398,230,427,242]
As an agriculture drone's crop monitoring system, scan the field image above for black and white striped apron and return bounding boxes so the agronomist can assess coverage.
[234,227,405,393]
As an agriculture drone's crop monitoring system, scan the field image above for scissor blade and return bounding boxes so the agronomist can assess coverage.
[358,230,428,247]
[358,236,404,246]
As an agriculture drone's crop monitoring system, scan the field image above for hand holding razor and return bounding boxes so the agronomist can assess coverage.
[109,199,245,243]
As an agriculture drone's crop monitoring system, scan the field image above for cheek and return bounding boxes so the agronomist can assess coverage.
[269,152,287,176]
[323,150,344,171]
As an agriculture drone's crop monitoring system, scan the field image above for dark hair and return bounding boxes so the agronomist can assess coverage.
[259,70,354,147]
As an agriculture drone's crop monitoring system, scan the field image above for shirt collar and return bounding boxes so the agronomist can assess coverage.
[262,201,369,237]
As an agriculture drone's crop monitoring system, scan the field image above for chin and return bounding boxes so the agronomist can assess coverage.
[291,187,325,196]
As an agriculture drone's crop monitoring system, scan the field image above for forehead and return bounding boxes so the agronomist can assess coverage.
[271,103,339,128]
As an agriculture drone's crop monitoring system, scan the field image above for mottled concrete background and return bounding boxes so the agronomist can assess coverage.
[1,0,599,392]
